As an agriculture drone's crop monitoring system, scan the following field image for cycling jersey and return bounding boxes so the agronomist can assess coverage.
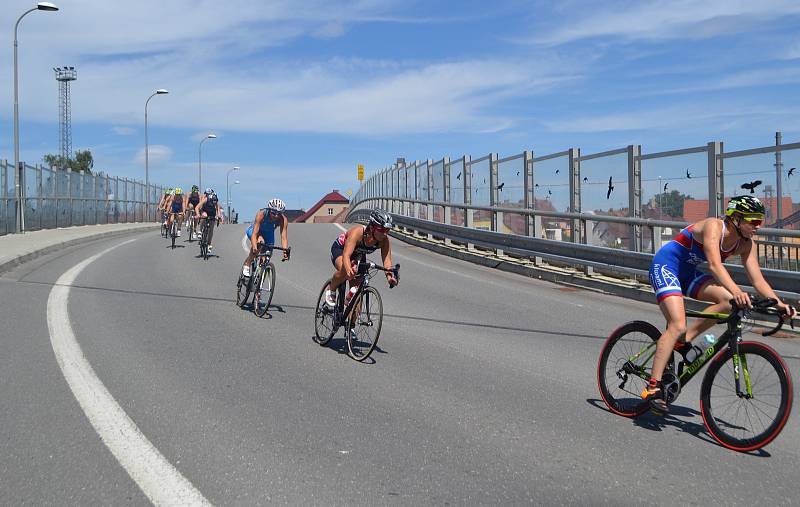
[330,226,382,266]
[170,198,183,213]
[246,209,279,245]
[201,195,218,216]
[649,221,740,302]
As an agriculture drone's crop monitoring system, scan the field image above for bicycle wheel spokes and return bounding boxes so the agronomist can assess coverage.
[314,281,337,346]
[236,274,250,307]
[347,286,383,361]
[254,264,275,317]
[597,321,661,417]
[700,342,792,452]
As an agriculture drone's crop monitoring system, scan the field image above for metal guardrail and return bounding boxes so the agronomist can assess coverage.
[1,159,164,236]
[349,206,799,299]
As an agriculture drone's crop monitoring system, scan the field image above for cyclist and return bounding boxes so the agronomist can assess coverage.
[644,195,797,413]
[195,188,221,250]
[326,208,397,307]
[186,185,202,238]
[158,188,172,227]
[166,187,185,237]
[242,198,289,278]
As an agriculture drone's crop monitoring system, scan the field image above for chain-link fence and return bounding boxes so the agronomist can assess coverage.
[1,160,165,236]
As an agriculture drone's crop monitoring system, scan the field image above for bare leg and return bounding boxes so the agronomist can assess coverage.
[650,296,687,382]
[684,283,732,342]
[330,256,350,292]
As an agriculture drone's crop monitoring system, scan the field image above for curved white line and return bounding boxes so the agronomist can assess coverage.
[46,238,212,506]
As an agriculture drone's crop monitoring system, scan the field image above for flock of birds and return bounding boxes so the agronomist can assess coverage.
[448,166,796,200]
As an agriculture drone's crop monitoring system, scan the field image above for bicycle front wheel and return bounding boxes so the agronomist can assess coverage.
[314,280,337,346]
[347,286,383,361]
[597,321,661,417]
[254,263,275,317]
[700,341,793,452]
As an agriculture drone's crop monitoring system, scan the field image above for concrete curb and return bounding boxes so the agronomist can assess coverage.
[0,225,158,275]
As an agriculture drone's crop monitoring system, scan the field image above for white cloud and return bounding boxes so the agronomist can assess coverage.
[524,0,800,45]
[2,0,577,137]
[135,145,173,164]
[112,126,136,136]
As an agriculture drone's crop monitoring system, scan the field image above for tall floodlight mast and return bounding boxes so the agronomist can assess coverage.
[54,65,77,168]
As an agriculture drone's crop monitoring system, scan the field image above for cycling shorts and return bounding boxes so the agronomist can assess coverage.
[170,202,183,213]
[649,251,713,302]
[330,240,344,267]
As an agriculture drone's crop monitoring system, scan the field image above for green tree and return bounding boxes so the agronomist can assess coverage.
[42,149,94,174]
[655,189,692,218]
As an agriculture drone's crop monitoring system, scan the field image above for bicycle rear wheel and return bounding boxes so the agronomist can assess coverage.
[171,222,177,249]
[597,320,661,417]
[700,341,793,452]
[236,273,251,307]
[347,286,383,361]
[314,280,338,346]
[254,263,275,317]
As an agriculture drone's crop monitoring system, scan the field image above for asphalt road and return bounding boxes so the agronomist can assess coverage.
[1,223,799,505]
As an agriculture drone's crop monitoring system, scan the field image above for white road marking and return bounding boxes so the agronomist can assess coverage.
[334,223,347,233]
[46,238,212,507]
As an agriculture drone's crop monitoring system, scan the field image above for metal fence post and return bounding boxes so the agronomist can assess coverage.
[36,164,43,230]
[627,144,642,252]
[524,150,534,238]
[489,153,503,256]
[569,147,581,244]
[443,157,451,245]
[427,159,434,239]
[708,141,723,217]
[464,155,474,251]
[66,168,73,227]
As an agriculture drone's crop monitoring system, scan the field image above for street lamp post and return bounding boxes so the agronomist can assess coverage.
[226,166,239,219]
[14,2,59,233]
[198,134,217,190]
[144,89,169,221]
[230,180,240,222]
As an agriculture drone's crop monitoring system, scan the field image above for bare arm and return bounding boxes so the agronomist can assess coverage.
[251,211,264,251]
[741,241,797,317]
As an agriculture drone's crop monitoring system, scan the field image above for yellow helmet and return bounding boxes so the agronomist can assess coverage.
[174,187,183,195]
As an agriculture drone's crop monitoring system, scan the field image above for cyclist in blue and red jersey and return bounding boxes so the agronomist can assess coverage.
[644,195,796,413]
[242,198,289,277]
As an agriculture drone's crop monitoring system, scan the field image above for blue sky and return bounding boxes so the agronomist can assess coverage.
[3,0,800,218]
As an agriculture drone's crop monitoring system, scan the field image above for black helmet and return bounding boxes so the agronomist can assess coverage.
[368,208,393,229]
[726,195,765,218]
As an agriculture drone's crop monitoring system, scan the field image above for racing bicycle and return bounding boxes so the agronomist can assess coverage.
[236,244,291,317]
[314,260,399,361]
[597,296,794,452]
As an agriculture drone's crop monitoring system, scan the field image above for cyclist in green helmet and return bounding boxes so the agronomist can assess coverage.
[643,194,796,413]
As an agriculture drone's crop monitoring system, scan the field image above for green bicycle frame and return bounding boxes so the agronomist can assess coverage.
[628,310,753,398]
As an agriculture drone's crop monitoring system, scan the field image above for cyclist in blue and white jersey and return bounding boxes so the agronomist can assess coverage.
[242,198,290,277]
[643,195,796,413]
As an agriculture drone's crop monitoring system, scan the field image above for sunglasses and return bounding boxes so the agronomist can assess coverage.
[268,210,282,217]
[372,226,389,234]
[742,218,762,226]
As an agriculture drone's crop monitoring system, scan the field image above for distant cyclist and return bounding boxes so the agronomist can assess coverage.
[242,198,290,277]
[195,188,221,250]
[326,208,397,307]
[186,185,202,238]
[166,187,185,237]
[643,195,797,414]
[158,188,172,225]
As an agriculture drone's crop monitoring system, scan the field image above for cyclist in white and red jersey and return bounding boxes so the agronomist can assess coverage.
[325,208,398,306]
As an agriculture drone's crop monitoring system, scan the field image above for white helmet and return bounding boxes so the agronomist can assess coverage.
[267,198,286,213]
[204,187,214,196]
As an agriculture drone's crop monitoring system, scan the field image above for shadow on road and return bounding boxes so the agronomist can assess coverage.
[585,398,771,457]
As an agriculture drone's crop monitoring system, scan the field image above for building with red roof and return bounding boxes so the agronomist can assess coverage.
[293,190,350,223]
